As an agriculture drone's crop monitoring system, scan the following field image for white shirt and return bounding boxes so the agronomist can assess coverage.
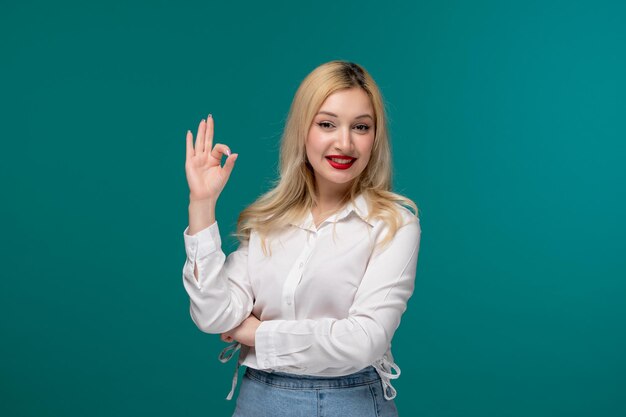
[181,193,421,400]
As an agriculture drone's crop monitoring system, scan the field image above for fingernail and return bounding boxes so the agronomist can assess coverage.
[208,113,212,118]
[225,149,231,156]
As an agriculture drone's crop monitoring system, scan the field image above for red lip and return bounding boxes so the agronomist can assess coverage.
[325,155,357,170]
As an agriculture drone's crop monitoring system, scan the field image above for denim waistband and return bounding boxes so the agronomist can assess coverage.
[244,366,381,390]
[219,342,401,401]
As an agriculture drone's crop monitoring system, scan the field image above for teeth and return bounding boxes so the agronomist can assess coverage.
[329,157,353,164]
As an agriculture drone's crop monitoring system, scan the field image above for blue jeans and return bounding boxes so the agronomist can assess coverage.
[232,365,399,417]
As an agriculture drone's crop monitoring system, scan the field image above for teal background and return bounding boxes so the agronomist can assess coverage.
[1,0,625,416]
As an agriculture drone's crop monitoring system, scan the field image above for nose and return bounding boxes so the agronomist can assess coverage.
[335,126,353,152]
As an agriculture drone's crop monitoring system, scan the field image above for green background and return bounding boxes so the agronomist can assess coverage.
[2,0,625,416]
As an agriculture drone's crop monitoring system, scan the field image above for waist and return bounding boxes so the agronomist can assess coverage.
[244,365,381,389]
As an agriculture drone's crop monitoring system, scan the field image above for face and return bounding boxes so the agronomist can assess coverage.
[305,87,375,197]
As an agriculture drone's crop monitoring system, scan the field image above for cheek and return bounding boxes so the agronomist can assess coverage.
[356,137,375,169]
[305,131,326,155]
[360,135,375,157]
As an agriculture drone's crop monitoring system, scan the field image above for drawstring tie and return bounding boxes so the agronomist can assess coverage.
[218,341,241,400]
[371,354,401,400]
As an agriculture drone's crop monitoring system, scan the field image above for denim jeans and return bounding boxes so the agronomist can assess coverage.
[232,365,399,417]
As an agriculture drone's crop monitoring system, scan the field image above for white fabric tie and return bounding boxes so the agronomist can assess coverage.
[371,354,401,400]
[218,342,242,401]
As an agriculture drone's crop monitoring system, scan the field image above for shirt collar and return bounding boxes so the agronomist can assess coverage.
[290,193,374,231]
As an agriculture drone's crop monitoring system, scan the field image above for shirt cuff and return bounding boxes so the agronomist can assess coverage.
[254,320,313,371]
[183,221,221,262]
[254,321,277,369]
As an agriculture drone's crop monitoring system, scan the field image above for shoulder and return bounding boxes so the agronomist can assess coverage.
[394,202,419,222]
[385,201,420,232]
[366,200,420,247]
[391,203,421,241]
[367,204,420,258]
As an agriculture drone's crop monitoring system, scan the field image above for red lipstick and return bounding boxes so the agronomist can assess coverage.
[325,155,357,170]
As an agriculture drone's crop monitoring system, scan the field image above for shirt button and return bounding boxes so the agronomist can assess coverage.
[286,299,292,305]
[299,262,304,268]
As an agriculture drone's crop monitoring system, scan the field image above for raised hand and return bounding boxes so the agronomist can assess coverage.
[185,115,238,203]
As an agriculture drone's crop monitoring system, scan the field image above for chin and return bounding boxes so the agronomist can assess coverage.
[323,172,360,186]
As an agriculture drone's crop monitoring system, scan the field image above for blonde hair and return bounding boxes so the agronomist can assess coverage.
[236,60,418,252]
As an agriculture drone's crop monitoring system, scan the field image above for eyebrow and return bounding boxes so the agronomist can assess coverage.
[316,111,374,120]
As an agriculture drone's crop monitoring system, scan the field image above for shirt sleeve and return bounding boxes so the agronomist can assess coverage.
[254,216,421,373]
[182,221,254,334]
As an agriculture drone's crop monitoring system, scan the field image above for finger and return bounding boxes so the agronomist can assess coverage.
[210,143,231,161]
[185,130,194,160]
[195,119,206,154]
[222,153,238,181]
[205,114,214,152]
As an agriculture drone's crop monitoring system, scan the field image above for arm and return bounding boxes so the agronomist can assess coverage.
[182,221,254,334]
[254,216,421,373]
[187,198,216,280]
[182,114,249,334]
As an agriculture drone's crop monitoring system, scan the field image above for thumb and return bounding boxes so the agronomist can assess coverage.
[222,153,238,180]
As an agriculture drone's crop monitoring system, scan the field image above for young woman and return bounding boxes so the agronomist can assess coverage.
[182,61,421,416]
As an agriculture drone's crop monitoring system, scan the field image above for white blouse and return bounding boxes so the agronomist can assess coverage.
[181,193,421,401]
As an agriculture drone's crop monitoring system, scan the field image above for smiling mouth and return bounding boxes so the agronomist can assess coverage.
[325,155,357,169]
[325,156,356,164]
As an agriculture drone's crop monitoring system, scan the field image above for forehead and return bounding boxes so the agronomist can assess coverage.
[318,88,373,117]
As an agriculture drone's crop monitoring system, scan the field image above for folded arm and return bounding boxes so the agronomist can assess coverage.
[254,217,421,373]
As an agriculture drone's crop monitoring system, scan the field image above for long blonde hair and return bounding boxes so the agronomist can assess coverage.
[236,60,418,251]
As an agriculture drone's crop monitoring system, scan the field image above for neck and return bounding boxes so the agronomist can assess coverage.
[313,179,353,213]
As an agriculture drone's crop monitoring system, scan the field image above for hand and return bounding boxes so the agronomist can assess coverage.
[220,314,262,347]
[185,115,238,202]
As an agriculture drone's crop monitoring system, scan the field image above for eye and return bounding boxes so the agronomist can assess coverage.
[354,124,371,132]
[317,121,335,129]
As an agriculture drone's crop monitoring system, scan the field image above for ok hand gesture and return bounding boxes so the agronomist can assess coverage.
[185,115,238,203]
